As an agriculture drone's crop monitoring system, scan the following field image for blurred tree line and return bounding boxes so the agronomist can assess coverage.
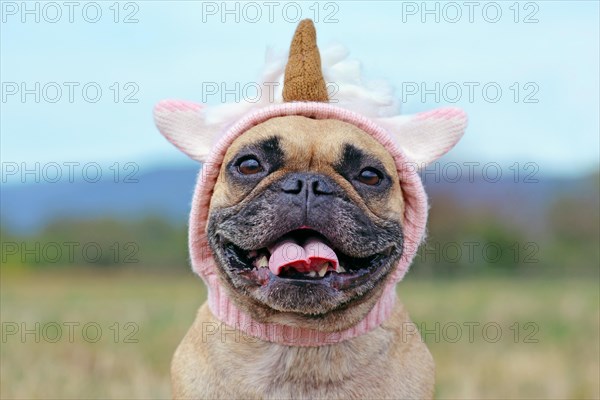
[1,217,189,272]
[412,173,599,278]
[2,175,598,279]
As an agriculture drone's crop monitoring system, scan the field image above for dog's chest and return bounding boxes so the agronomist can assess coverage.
[172,304,434,399]
[219,334,397,398]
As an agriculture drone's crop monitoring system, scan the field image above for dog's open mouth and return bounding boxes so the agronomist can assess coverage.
[222,229,393,290]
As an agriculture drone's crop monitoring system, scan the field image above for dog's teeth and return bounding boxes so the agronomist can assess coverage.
[338,265,346,273]
[307,271,317,277]
[255,255,269,269]
[318,264,328,277]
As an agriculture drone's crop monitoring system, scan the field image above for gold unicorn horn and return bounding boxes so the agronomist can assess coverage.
[282,19,329,102]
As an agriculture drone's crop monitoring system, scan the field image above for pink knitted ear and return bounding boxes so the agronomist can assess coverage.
[153,99,212,162]
[375,107,467,167]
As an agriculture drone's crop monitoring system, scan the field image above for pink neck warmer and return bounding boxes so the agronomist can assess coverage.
[188,102,431,347]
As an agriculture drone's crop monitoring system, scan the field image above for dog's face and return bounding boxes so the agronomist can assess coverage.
[205,116,405,330]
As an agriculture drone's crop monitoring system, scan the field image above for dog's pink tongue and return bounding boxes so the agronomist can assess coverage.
[268,237,338,276]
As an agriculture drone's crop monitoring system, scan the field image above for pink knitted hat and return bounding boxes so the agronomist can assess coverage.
[154,21,467,346]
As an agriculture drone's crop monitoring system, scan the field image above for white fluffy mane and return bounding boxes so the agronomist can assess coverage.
[155,42,466,166]
[204,44,402,127]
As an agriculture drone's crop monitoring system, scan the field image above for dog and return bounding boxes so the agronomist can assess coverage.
[154,19,467,399]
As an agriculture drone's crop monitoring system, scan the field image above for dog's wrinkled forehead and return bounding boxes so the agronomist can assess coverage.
[224,116,398,169]
[210,115,404,215]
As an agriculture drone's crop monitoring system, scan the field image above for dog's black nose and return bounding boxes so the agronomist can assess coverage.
[281,173,335,197]
[281,174,303,194]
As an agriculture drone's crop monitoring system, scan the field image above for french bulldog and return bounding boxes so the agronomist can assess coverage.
[154,19,467,400]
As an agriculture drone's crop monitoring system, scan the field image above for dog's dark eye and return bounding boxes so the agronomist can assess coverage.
[358,168,382,186]
[237,157,263,175]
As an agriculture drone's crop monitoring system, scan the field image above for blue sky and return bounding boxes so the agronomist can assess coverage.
[2,1,599,179]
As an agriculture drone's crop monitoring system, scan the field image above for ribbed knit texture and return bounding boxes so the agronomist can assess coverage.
[189,102,429,347]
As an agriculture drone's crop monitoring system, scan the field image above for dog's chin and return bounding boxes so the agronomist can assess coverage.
[211,227,402,318]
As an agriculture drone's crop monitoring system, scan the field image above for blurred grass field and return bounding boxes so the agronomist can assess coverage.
[1,270,598,399]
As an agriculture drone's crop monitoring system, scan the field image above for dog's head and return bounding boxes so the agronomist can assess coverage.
[154,20,467,333]
[206,115,405,330]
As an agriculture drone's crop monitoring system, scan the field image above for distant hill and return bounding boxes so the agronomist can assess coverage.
[1,166,198,234]
[425,172,598,234]
[1,165,598,234]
